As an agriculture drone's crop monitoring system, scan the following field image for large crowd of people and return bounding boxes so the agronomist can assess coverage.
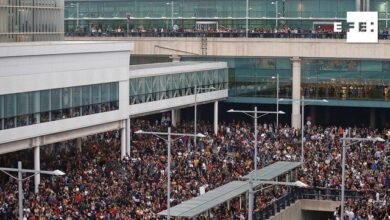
[0,118,389,219]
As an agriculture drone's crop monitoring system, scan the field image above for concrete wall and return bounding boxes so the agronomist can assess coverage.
[66,37,390,60]
[268,200,339,220]
[300,199,340,212]
[268,201,302,220]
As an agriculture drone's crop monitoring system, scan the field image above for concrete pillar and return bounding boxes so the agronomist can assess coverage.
[310,106,316,125]
[369,108,376,128]
[356,0,361,11]
[365,0,370,11]
[34,144,40,193]
[121,120,126,159]
[291,57,302,129]
[126,117,131,156]
[76,137,82,153]
[214,101,219,135]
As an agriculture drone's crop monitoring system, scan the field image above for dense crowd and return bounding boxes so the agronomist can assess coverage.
[0,119,389,219]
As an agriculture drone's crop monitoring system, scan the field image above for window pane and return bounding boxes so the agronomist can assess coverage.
[40,90,50,112]
[17,93,29,116]
[72,86,82,107]
[92,84,101,104]
[101,83,111,103]
[0,96,3,118]
[82,85,91,105]
[110,82,119,101]
[51,89,61,110]
[4,94,16,117]
[62,88,71,109]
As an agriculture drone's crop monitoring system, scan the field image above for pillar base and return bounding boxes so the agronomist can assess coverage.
[291,113,301,129]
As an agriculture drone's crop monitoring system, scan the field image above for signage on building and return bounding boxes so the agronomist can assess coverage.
[334,11,378,43]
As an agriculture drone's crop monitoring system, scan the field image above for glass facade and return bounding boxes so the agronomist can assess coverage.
[0,0,64,42]
[302,59,390,100]
[182,56,390,103]
[129,69,228,104]
[0,82,119,130]
[181,57,292,99]
[64,0,390,33]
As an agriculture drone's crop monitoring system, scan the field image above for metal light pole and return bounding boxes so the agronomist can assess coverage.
[272,74,280,129]
[339,134,385,220]
[279,97,328,165]
[166,1,174,29]
[386,1,388,29]
[246,0,249,38]
[135,128,206,220]
[0,161,65,220]
[194,86,215,151]
[271,1,278,29]
[228,108,285,220]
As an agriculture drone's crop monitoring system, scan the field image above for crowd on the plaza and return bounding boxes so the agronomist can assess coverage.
[0,118,389,219]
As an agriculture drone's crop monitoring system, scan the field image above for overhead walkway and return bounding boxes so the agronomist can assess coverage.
[158,181,260,218]
[158,161,303,218]
[241,161,302,181]
[128,61,228,116]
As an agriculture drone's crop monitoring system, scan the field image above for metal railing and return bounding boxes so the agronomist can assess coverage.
[254,187,390,220]
[65,31,390,40]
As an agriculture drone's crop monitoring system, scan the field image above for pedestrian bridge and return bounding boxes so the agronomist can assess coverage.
[0,42,228,155]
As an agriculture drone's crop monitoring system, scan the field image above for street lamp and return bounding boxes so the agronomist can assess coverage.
[271,1,278,30]
[0,161,65,220]
[272,74,280,129]
[246,0,249,38]
[68,3,79,28]
[339,133,385,220]
[135,128,206,220]
[166,1,174,30]
[279,96,328,166]
[228,108,285,220]
[385,1,389,29]
[194,85,215,151]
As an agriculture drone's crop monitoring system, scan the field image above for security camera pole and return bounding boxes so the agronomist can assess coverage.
[135,128,206,220]
[0,161,65,220]
[228,108,285,220]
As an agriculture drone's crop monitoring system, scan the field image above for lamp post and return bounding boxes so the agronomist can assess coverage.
[386,1,389,29]
[194,85,215,151]
[228,108,285,220]
[69,3,79,28]
[279,97,328,166]
[272,74,280,129]
[246,0,249,38]
[0,161,65,220]
[339,133,385,220]
[135,128,206,220]
[271,1,278,30]
[166,1,174,30]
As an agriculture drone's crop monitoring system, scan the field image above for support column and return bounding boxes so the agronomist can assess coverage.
[356,0,361,11]
[369,108,376,128]
[214,101,218,135]
[171,109,177,127]
[76,137,82,153]
[121,120,126,159]
[291,57,302,129]
[126,117,131,156]
[33,142,40,193]
[365,0,370,11]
